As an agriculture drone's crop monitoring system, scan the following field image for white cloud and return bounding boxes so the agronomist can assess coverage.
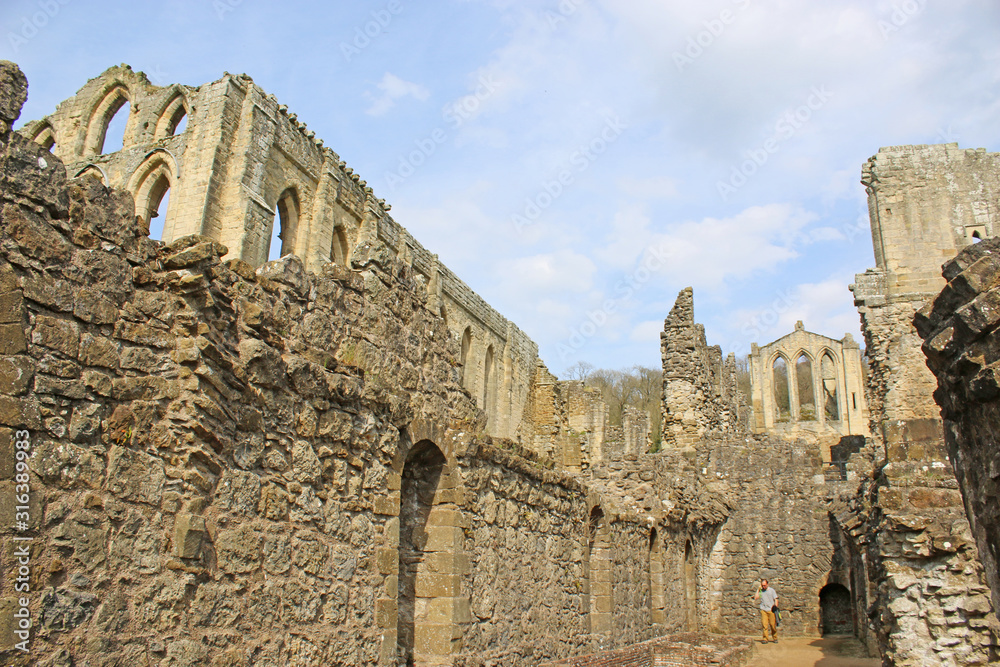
[497,249,597,296]
[365,73,430,116]
[630,319,663,344]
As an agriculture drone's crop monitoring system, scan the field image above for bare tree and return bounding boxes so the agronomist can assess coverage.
[564,361,595,383]
[586,368,637,426]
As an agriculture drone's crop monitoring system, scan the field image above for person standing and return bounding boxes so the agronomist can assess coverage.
[754,579,779,643]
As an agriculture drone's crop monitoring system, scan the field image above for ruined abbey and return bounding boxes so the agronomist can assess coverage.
[1,61,999,666]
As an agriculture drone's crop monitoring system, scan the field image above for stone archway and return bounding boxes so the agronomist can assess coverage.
[820,583,853,635]
[397,439,464,666]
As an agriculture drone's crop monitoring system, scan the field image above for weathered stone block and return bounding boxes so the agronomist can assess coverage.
[32,315,79,358]
[215,525,261,573]
[0,291,23,324]
[173,513,206,559]
[0,323,26,355]
[0,355,32,394]
[106,446,164,505]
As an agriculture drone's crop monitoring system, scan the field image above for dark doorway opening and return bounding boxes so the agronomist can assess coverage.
[820,583,853,635]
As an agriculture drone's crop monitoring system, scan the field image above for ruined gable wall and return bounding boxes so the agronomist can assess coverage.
[0,62,655,667]
[749,324,869,446]
[20,65,540,442]
[846,144,999,666]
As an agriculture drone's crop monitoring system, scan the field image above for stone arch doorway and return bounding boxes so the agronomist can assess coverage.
[649,528,665,625]
[819,583,853,635]
[587,506,611,636]
[397,439,462,666]
[684,538,697,630]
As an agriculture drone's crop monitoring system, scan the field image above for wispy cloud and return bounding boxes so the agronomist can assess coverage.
[365,72,430,116]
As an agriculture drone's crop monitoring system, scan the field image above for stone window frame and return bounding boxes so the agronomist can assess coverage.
[30,122,56,152]
[154,90,190,139]
[74,164,109,187]
[127,150,178,239]
[268,187,301,262]
[770,352,793,423]
[83,82,132,156]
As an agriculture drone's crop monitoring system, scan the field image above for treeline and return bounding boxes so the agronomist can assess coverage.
[563,362,662,448]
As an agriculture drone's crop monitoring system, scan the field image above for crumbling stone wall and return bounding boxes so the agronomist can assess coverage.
[519,363,609,471]
[19,64,539,440]
[660,288,744,448]
[0,62,661,667]
[917,236,1000,624]
[845,144,1000,665]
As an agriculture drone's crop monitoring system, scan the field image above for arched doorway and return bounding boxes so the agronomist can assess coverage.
[820,583,853,635]
[684,539,697,630]
[649,529,665,625]
[397,440,462,666]
[587,507,611,636]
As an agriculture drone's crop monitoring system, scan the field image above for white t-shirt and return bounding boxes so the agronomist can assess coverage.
[758,586,778,611]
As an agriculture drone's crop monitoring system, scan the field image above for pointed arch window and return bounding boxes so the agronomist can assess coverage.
[85,85,131,155]
[268,188,300,262]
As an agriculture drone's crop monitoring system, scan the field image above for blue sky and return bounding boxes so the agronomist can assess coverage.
[4,0,999,374]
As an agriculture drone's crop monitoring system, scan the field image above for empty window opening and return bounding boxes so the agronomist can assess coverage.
[129,159,174,241]
[460,327,472,387]
[147,178,171,241]
[268,189,299,262]
[167,107,187,136]
[820,583,853,635]
[482,345,494,414]
[822,353,840,421]
[33,125,56,152]
[331,225,350,266]
[973,230,983,242]
[155,95,190,138]
[99,100,130,155]
[796,354,815,421]
[772,356,791,423]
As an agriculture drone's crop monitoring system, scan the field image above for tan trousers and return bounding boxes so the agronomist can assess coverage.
[760,610,777,641]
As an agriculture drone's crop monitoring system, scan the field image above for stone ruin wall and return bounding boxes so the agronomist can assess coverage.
[0,61,707,667]
[518,363,608,472]
[843,144,1000,666]
[748,322,869,455]
[18,64,539,444]
[917,236,1000,626]
[659,288,745,449]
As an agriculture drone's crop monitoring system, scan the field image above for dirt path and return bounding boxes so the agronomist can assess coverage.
[745,636,879,667]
